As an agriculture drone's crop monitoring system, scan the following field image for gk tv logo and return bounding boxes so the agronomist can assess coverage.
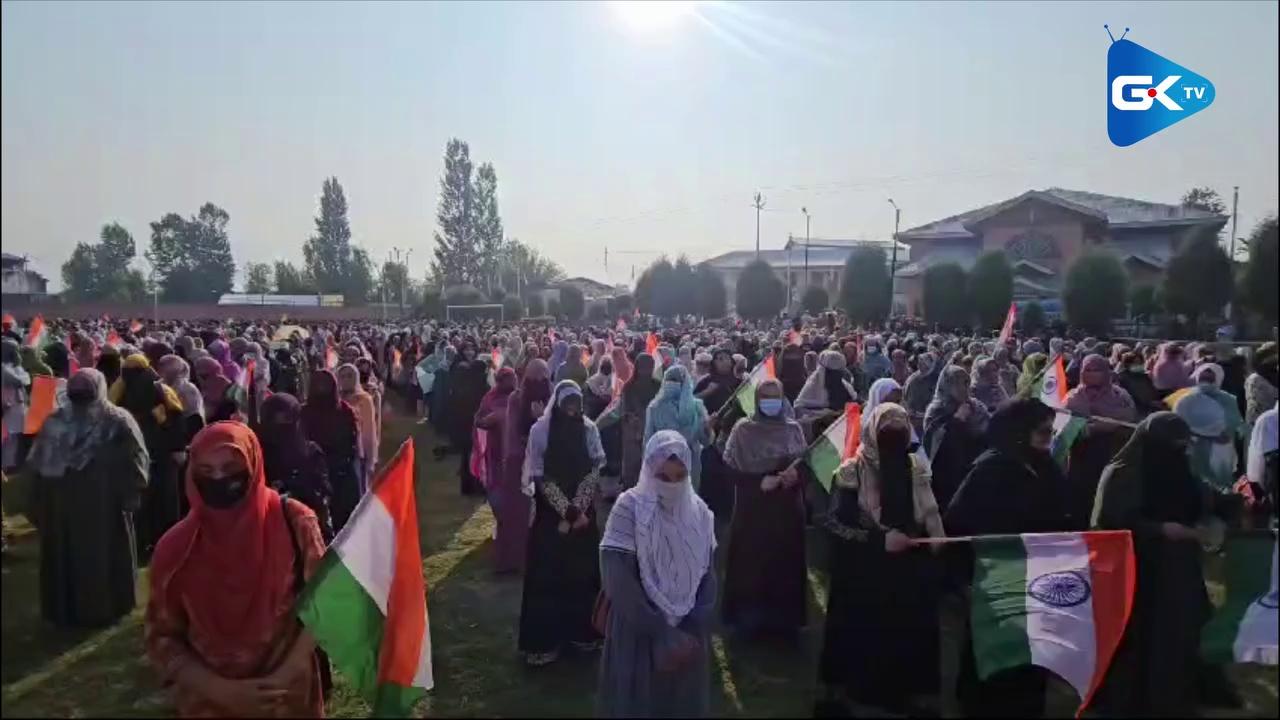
[1106,31,1214,146]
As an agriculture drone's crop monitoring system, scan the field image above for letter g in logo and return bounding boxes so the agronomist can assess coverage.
[1112,75,1182,111]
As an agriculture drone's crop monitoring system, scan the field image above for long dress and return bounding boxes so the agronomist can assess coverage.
[33,415,149,627]
[449,360,490,495]
[495,389,536,573]
[597,550,717,718]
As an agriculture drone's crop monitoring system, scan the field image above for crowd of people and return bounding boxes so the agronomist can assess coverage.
[1,311,1277,718]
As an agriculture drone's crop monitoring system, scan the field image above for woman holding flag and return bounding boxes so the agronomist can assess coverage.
[596,353,661,494]
[1062,354,1137,524]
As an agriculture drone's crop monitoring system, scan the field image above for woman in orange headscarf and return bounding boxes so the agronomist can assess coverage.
[146,422,326,718]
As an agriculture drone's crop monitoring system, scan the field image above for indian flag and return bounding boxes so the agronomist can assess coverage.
[1202,535,1278,666]
[296,439,432,716]
[803,403,861,492]
[970,531,1135,716]
[24,314,46,347]
[1037,354,1085,467]
[728,355,776,417]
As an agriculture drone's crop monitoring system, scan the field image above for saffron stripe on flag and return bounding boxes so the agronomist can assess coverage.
[1082,530,1136,710]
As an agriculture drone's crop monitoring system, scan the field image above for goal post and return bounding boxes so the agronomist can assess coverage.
[445,303,504,323]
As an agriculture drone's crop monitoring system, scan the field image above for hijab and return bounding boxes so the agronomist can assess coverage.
[1093,412,1202,529]
[301,369,357,454]
[258,393,314,483]
[623,353,661,412]
[925,364,991,434]
[1153,343,1191,391]
[158,354,204,419]
[864,377,903,416]
[514,359,553,435]
[542,380,593,482]
[610,346,634,384]
[1016,352,1049,397]
[721,378,808,474]
[1064,354,1136,421]
[970,356,1009,411]
[194,356,232,409]
[19,345,52,377]
[648,365,706,442]
[207,339,241,384]
[28,369,145,478]
[600,430,715,627]
[833,402,943,537]
[149,422,297,667]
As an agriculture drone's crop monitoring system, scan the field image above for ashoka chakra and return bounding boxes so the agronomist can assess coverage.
[1028,570,1092,608]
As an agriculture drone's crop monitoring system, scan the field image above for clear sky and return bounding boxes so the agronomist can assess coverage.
[3,0,1277,291]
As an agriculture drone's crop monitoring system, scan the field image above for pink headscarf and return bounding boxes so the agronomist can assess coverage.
[1065,354,1136,421]
[610,346,634,384]
[1152,343,1192,391]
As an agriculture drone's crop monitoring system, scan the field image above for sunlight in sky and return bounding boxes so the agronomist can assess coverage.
[611,1,699,34]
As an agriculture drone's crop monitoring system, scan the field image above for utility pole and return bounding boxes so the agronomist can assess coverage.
[887,199,901,318]
[802,207,811,290]
[752,192,766,256]
[402,249,413,313]
[1229,185,1240,260]
[382,250,390,323]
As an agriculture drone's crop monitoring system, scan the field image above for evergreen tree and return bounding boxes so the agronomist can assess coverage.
[61,223,147,302]
[147,203,236,302]
[1163,229,1233,331]
[966,251,1014,329]
[1241,216,1278,324]
[244,262,273,293]
[274,261,314,294]
[735,259,786,320]
[472,162,504,292]
[800,285,829,315]
[1063,252,1128,334]
[922,263,969,330]
[695,265,728,318]
[431,139,479,285]
[837,247,890,325]
[303,177,353,293]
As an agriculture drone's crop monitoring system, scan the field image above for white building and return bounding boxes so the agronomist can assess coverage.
[1,253,49,300]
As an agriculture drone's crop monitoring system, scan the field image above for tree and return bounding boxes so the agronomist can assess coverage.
[735,259,786,320]
[922,263,969,329]
[431,139,480,285]
[586,300,610,321]
[611,293,634,318]
[670,256,699,317]
[274,261,314,294]
[1020,301,1047,335]
[1181,187,1227,216]
[1163,229,1233,331]
[1241,216,1278,324]
[635,257,676,317]
[547,297,562,318]
[472,162,504,292]
[526,293,546,317]
[695,265,728,318]
[303,177,354,292]
[837,247,890,325]
[966,251,1014,330]
[1129,284,1162,321]
[346,247,374,306]
[147,203,236,302]
[244,262,273,294]
[379,261,411,307]
[60,222,146,301]
[800,285,829,315]
[560,285,585,320]
[502,295,525,321]
[1063,252,1129,334]
[498,239,563,294]
[444,284,486,307]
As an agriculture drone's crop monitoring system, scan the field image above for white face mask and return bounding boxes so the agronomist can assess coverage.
[653,477,689,505]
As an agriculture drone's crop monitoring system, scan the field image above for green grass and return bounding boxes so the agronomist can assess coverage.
[2,412,1277,717]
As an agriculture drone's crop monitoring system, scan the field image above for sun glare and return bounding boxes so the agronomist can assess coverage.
[612,1,698,33]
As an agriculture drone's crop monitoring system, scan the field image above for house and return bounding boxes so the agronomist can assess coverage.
[701,237,906,311]
[1,252,49,301]
[893,188,1227,317]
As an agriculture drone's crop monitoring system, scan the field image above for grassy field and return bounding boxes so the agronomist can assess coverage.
[2,412,1276,718]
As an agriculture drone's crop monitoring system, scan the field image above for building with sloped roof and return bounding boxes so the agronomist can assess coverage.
[893,188,1226,317]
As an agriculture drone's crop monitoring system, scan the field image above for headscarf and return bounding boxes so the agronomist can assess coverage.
[258,393,314,484]
[970,356,1009,411]
[647,365,707,443]
[207,339,241,383]
[1153,343,1191,391]
[547,340,568,379]
[833,402,943,537]
[623,353,661,411]
[902,351,940,419]
[149,422,297,669]
[43,342,71,379]
[1093,412,1202,529]
[722,378,808,473]
[301,369,358,454]
[1064,354,1136,421]
[110,353,184,424]
[514,359,553,435]
[891,348,910,385]
[1016,352,1049,397]
[601,430,715,627]
[861,336,892,380]
[1175,388,1238,492]
[585,359,614,400]
[158,354,204,418]
[28,369,147,478]
[924,365,991,434]
[794,350,854,413]
[610,346,633,384]
[539,380,596,484]
[864,377,903,417]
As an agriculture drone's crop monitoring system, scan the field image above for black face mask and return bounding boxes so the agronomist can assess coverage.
[194,470,252,509]
[66,389,97,406]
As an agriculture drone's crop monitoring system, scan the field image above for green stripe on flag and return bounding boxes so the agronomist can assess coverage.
[1202,535,1276,664]
[807,439,842,493]
[971,537,1033,680]
[1051,416,1086,468]
[734,379,756,417]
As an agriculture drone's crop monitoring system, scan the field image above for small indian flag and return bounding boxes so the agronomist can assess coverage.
[645,332,659,355]
[326,346,339,370]
[616,317,627,332]
[1038,354,1085,467]
[297,439,432,717]
[1202,535,1278,666]
[129,319,144,334]
[970,531,1135,716]
[24,315,46,347]
[997,302,1017,346]
[105,330,122,348]
[728,355,776,418]
[803,402,862,492]
[490,347,502,369]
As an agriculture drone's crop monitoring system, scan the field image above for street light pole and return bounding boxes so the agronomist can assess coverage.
[887,199,901,320]
[802,207,811,290]
[402,249,413,314]
[752,192,766,257]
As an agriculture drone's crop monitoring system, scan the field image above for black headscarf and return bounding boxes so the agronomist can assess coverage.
[96,347,122,388]
[543,393,592,484]
[623,353,661,411]
[43,342,71,379]
[779,345,807,402]
[1094,412,1202,529]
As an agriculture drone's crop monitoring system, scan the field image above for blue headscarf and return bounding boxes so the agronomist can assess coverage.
[646,365,705,443]
[548,340,568,380]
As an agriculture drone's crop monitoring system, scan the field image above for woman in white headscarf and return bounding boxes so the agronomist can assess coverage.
[794,350,857,419]
[598,430,717,718]
[519,380,607,666]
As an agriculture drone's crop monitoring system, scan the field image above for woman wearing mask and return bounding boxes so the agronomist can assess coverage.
[598,430,718,718]
[944,399,1077,717]
[1152,343,1191,398]
[496,360,551,574]
[1174,387,1241,497]
[448,343,490,495]
[969,356,1009,413]
[644,366,711,490]
[1063,354,1137,523]
[597,353,662,495]
[1091,413,1213,716]
[518,381,606,666]
[258,393,333,541]
[720,378,808,638]
[777,344,808,403]
[693,349,739,415]
[583,358,615,420]
[819,403,944,716]
[157,355,206,442]
[692,349,742,518]
[1115,351,1163,416]
[922,366,991,510]
[860,337,892,382]
[301,369,362,534]
[194,356,239,424]
[146,422,326,718]
[336,363,379,488]
[902,351,941,433]
[29,369,149,627]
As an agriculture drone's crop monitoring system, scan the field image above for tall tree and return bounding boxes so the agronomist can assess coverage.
[346,247,374,306]
[147,203,236,302]
[735,259,786,320]
[1181,187,1227,215]
[472,162,504,292]
[499,238,563,294]
[60,222,146,301]
[967,251,1014,329]
[1063,252,1128,334]
[559,286,586,320]
[837,246,891,325]
[695,265,727,318]
[274,260,314,294]
[635,257,676,317]
[1163,229,1233,331]
[303,177,354,293]
[244,262,274,293]
[922,263,969,329]
[431,139,479,285]
[379,260,411,307]
[1241,216,1278,324]
[800,285,829,315]
[671,256,699,316]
